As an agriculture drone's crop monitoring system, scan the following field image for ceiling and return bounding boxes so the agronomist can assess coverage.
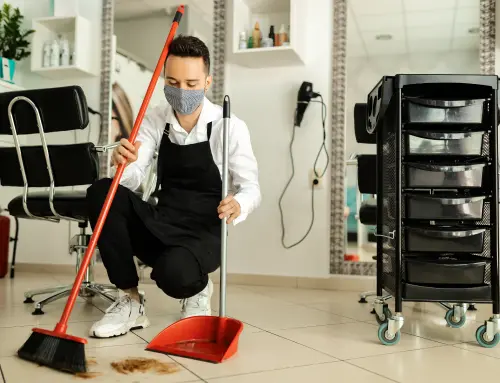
[347,0,480,57]
[114,0,213,22]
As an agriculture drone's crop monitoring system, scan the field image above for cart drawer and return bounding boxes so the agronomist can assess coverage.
[406,162,486,188]
[402,283,491,302]
[406,131,485,156]
[405,255,488,285]
[406,97,486,124]
[405,227,486,253]
[406,194,486,221]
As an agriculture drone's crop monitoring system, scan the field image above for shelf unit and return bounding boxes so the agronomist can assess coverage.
[0,80,23,93]
[229,0,308,68]
[31,16,98,79]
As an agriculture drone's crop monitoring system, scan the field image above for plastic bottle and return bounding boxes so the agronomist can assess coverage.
[239,31,247,50]
[268,26,275,46]
[42,41,51,67]
[252,22,261,48]
[279,24,287,46]
[59,35,70,66]
[50,38,60,67]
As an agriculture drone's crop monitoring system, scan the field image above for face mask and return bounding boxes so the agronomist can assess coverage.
[163,85,205,115]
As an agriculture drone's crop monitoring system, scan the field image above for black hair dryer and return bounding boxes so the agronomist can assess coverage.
[294,81,320,127]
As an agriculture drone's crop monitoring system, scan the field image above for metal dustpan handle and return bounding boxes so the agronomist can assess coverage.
[220,95,230,318]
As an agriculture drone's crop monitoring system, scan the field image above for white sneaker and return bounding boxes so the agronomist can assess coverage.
[89,292,150,338]
[180,279,213,319]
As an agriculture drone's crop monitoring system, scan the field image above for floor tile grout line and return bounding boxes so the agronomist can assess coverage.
[450,343,500,360]
[0,363,6,383]
[131,331,208,382]
[343,360,401,383]
[340,343,448,363]
[195,360,341,381]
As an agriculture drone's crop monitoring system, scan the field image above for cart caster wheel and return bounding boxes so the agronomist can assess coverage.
[23,297,34,304]
[376,306,392,325]
[445,308,466,328]
[359,297,368,303]
[476,324,500,348]
[32,308,44,315]
[378,322,401,346]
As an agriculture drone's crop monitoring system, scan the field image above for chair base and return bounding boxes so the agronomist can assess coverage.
[23,225,119,315]
[25,282,118,315]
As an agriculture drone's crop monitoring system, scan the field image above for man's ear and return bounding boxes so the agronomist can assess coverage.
[205,75,213,93]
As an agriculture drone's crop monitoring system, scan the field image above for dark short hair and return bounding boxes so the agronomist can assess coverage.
[166,35,210,74]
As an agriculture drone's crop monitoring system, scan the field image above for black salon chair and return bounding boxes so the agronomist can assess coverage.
[0,86,155,314]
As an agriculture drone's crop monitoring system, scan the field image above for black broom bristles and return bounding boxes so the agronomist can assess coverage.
[17,331,87,374]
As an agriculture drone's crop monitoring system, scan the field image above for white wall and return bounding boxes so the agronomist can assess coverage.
[114,12,187,72]
[345,50,481,160]
[0,0,102,265]
[224,0,333,278]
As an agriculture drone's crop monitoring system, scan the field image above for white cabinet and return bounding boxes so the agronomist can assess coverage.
[30,16,99,79]
[229,0,308,68]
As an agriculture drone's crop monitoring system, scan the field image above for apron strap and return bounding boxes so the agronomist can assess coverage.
[207,121,213,140]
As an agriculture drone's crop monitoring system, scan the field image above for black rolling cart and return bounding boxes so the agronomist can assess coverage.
[366,74,500,347]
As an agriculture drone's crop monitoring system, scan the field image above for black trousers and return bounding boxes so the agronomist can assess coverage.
[86,178,208,299]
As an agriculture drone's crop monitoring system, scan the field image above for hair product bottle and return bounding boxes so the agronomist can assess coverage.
[279,24,287,46]
[252,22,261,48]
[268,25,275,46]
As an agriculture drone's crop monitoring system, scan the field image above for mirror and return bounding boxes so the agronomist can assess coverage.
[97,0,215,182]
[335,0,490,273]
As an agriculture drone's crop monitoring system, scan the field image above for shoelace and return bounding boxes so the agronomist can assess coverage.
[180,295,202,311]
[106,295,131,314]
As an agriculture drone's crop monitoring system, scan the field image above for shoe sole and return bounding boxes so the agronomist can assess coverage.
[90,315,151,338]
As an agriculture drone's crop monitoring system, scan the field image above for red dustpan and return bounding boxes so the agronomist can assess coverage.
[146,95,244,363]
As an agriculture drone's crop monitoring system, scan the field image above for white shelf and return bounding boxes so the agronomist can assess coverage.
[229,0,308,68]
[31,16,99,79]
[0,80,24,92]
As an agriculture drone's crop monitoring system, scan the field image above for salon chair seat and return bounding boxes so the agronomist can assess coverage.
[359,198,376,226]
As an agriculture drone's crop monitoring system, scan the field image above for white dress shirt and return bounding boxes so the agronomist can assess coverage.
[115,97,261,225]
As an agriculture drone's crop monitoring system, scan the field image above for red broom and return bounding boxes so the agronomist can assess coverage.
[17,5,185,374]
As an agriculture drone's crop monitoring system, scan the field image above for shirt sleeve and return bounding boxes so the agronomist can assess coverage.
[110,106,161,191]
[228,117,261,225]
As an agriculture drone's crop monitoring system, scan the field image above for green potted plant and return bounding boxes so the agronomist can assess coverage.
[0,3,34,83]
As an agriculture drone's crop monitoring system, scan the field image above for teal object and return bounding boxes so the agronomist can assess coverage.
[0,58,16,83]
[476,324,500,348]
[445,309,466,329]
[377,322,401,346]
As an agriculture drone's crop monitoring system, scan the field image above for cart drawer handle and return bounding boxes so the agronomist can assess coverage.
[409,195,486,205]
[411,228,486,238]
[408,163,486,172]
[407,97,484,108]
[407,131,484,140]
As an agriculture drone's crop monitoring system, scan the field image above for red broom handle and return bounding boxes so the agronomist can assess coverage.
[54,5,185,334]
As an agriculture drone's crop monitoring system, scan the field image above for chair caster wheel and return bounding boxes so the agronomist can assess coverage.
[370,308,376,314]
[378,322,401,345]
[24,297,34,304]
[32,308,44,315]
[468,304,477,311]
[445,308,466,329]
[476,324,500,348]
[359,297,368,303]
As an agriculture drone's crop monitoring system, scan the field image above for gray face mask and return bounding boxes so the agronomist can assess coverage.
[163,85,205,115]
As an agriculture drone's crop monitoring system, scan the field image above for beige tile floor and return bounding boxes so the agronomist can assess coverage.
[1,272,500,382]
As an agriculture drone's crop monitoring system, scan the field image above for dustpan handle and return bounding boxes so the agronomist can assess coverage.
[220,95,230,317]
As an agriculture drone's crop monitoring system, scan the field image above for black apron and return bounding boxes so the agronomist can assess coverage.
[130,121,222,274]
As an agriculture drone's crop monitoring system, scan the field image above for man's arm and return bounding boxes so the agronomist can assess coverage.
[227,117,261,225]
[110,107,161,191]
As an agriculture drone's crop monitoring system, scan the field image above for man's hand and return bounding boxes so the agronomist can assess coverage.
[112,138,141,167]
[217,194,241,224]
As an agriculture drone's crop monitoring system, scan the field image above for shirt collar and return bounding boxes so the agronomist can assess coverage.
[164,97,221,133]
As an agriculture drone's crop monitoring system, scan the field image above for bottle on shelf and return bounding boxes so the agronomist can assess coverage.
[269,26,275,47]
[252,22,261,48]
[50,38,60,67]
[70,46,77,66]
[279,24,287,47]
[42,41,51,67]
[59,35,70,66]
[239,31,247,50]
